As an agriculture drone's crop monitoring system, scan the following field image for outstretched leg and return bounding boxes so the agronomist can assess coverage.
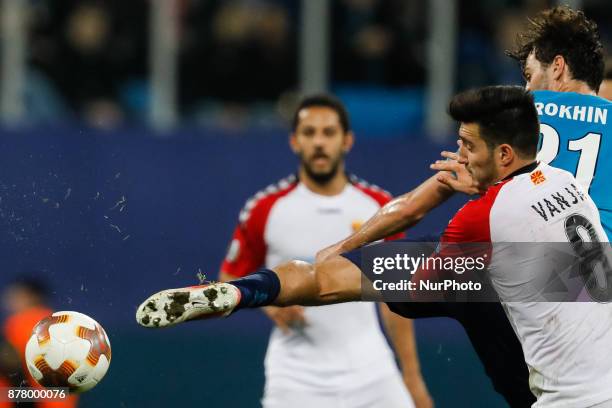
[136,255,362,328]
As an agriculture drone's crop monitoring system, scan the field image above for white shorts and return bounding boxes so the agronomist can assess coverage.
[262,373,415,408]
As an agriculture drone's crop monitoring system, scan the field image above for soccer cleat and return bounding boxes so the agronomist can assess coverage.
[136,282,241,328]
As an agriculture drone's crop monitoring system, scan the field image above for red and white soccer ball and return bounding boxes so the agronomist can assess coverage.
[25,311,111,393]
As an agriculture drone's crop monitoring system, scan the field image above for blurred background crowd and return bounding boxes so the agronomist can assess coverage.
[11,0,611,131]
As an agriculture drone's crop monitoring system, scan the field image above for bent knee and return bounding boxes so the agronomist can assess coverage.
[279,259,313,273]
[274,260,315,295]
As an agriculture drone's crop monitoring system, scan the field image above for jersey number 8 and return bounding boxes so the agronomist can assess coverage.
[564,214,612,302]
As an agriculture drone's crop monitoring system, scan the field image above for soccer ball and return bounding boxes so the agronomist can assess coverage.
[25,311,111,393]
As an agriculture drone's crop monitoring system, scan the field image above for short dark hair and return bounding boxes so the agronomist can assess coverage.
[449,86,540,158]
[507,6,604,92]
[292,94,350,132]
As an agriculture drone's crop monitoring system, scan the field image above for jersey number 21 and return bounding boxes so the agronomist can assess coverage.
[537,123,601,192]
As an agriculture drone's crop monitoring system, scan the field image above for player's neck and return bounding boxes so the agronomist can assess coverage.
[496,159,537,183]
[299,167,348,196]
[555,80,596,96]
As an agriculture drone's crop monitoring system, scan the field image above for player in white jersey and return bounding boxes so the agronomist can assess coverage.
[485,164,612,407]
[217,95,431,408]
[441,87,612,407]
[138,86,612,407]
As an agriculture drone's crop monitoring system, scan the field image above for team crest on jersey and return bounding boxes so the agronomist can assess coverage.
[225,239,241,262]
[352,220,363,232]
[530,170,546,185]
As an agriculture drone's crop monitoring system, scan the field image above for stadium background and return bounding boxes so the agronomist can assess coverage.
[0,0,610,406]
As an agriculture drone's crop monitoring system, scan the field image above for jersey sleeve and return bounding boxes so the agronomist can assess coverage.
[219,195,271,278]
[219,177,298,278]
[219,219,266,279]
[440,199,491,244]
[411,188,499,288]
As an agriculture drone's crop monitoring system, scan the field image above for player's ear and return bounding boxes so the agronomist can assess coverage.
[498,144,515,166]
[551,55,565,81]
[342,131,355,153]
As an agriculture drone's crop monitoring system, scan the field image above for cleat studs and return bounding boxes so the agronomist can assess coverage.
[220,287,228,294]
[203,288,218,301]
[223,301,230,309]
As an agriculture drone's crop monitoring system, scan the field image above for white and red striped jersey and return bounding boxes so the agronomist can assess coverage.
[439,162,612,408]
[221,174,405,392]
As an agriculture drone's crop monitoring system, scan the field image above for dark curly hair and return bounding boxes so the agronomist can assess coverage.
[507,6,604,92]
[449,86,539,158]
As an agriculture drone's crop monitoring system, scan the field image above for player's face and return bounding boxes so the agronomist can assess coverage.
[291,107,353,184]
[523,51,552,91]
[458,123,499,187]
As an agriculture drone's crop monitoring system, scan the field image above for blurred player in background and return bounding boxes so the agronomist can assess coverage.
[2,278,78,408]
[218,94,431,408]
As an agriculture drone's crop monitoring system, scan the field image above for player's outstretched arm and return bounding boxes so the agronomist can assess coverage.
[317,150,479,263]
[317,174,453,262]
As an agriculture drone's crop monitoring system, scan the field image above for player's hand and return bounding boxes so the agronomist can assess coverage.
[403,373,434,408]
[263,305,307,334]
[430,150,482,195]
